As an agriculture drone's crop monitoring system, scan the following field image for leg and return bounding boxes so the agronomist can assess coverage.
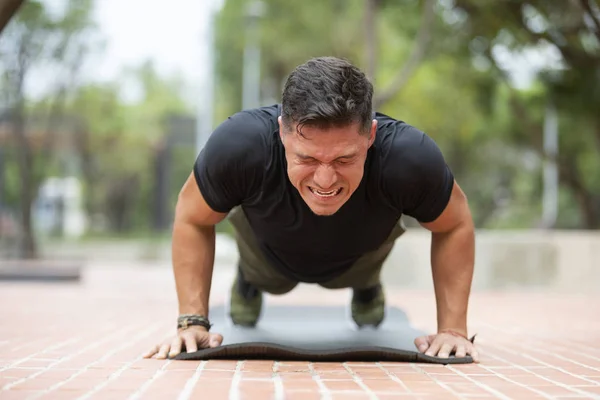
[319,218,406,327]
[227,206,298,326]
[229,206,298,294]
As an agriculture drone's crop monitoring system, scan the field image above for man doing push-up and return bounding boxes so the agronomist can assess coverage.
[144,56,479,362]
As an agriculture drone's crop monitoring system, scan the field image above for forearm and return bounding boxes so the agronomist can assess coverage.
[171,219,216,317]
[430,220,475,337]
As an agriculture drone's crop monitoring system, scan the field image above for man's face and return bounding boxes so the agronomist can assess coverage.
[278,116,377,216]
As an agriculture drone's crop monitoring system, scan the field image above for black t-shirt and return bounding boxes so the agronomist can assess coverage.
[194,104,454,283]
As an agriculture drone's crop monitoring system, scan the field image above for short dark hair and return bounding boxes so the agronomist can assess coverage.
[281,57,373,137]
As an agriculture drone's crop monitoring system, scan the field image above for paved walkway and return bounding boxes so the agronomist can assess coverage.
[1,264,599,399]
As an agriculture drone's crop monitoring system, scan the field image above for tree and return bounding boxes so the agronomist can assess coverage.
[0,0,24,35]
[66,60,192,234]
[451,0,600,228]
[214,0,441,121]
[0,0,96,257]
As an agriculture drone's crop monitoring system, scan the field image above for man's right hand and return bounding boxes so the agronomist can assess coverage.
[143,326,223,359]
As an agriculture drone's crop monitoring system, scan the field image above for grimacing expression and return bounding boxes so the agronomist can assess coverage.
[278,116,377,216]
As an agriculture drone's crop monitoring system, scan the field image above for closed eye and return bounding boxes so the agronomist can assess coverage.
[298,156,317,164]
[336,156,356,164]
[295,153,357,164]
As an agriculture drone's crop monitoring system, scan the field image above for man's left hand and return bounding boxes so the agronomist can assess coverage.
[414,331,479,362]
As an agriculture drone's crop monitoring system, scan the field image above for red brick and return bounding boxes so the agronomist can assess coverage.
[427,373,472,383]
[2,368,41,378]
[346,367,389,379]
[363,379,410,392]
[282,392,322,400]
[0,390,45,399]
[13,359,57,369]
[190,385,232,399]
[8,378,57,391]
[280,379,320,390]
[204,360,238,370]
[195,370,234,379]
[2,267,600,399]
[577,386,600,395]
[242,360,274,371]
[446,382,500,395]
[388,373,432,382]
[88,389,137,399]
[36,369,78,380]
[239,371,275,380]
[38,390,90,400]
[164,360,203,370]
[320,379,362,391]
[276,362,312,373]
[279,374,318,383]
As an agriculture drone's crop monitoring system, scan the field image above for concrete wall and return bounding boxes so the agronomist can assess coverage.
[381,229,600,293]
[35,230,600,293]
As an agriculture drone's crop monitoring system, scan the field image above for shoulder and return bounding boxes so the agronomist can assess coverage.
[375,113,446,179]
[193,105,279,212]
[374,113,454,220]
[206,104,279,156]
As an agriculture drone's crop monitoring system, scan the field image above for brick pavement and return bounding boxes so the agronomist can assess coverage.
[1,264,599,399]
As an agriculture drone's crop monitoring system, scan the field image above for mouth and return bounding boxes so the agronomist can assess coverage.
[308,186,343,199]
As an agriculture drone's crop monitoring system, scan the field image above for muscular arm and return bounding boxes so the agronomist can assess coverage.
[171,172,228,317]
[420,180,475,337]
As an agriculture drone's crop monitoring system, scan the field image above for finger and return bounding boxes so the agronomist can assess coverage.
[168,336,183,358]
[414,336,430,353]
[424,337,443,357]
[142,344,159,359]
[155,343,170,360]
[209,333,223,348]
[468,345,480,363]
[454,345,466,358]
[437,343,455,359]
[415,334,436,352]
[184,334,199,353]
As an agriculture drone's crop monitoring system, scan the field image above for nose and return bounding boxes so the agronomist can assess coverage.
[313,164,337,189]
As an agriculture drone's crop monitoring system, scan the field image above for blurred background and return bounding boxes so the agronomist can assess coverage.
[0,0,598,291]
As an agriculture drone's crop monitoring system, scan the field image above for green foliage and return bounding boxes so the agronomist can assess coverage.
[452,0,600,227]
[63,61,194,233]
[2,0,599,239]
[214,0,366,121]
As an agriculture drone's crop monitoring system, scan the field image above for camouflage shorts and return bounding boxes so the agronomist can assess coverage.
[227,206,406,295]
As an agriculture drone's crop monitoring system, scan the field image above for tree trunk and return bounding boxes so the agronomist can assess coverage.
[13,102,37,258]
[364,0,377,83]
[0,0,24,36]
[106,175,139,233]
[559,158,600,229]
[152,141,170,232]
[73,123,96,219]
[373,0,435,109]
[0,147,5,208]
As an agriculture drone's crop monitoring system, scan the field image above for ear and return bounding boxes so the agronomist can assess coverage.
[278,116,284,141]
[368,119,377,147]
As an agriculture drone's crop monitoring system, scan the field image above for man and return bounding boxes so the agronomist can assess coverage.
[144,56,479,362]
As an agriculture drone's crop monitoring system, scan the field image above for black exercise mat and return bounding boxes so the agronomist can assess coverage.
[173,304,474,364]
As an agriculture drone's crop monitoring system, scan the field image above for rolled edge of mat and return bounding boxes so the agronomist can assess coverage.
[0,263,82,282]
[171,343,473,364]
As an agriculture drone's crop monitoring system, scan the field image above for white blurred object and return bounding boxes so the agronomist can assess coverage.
[34,177,86,238]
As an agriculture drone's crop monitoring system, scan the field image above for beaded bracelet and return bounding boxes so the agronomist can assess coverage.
[177,314,212,331]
